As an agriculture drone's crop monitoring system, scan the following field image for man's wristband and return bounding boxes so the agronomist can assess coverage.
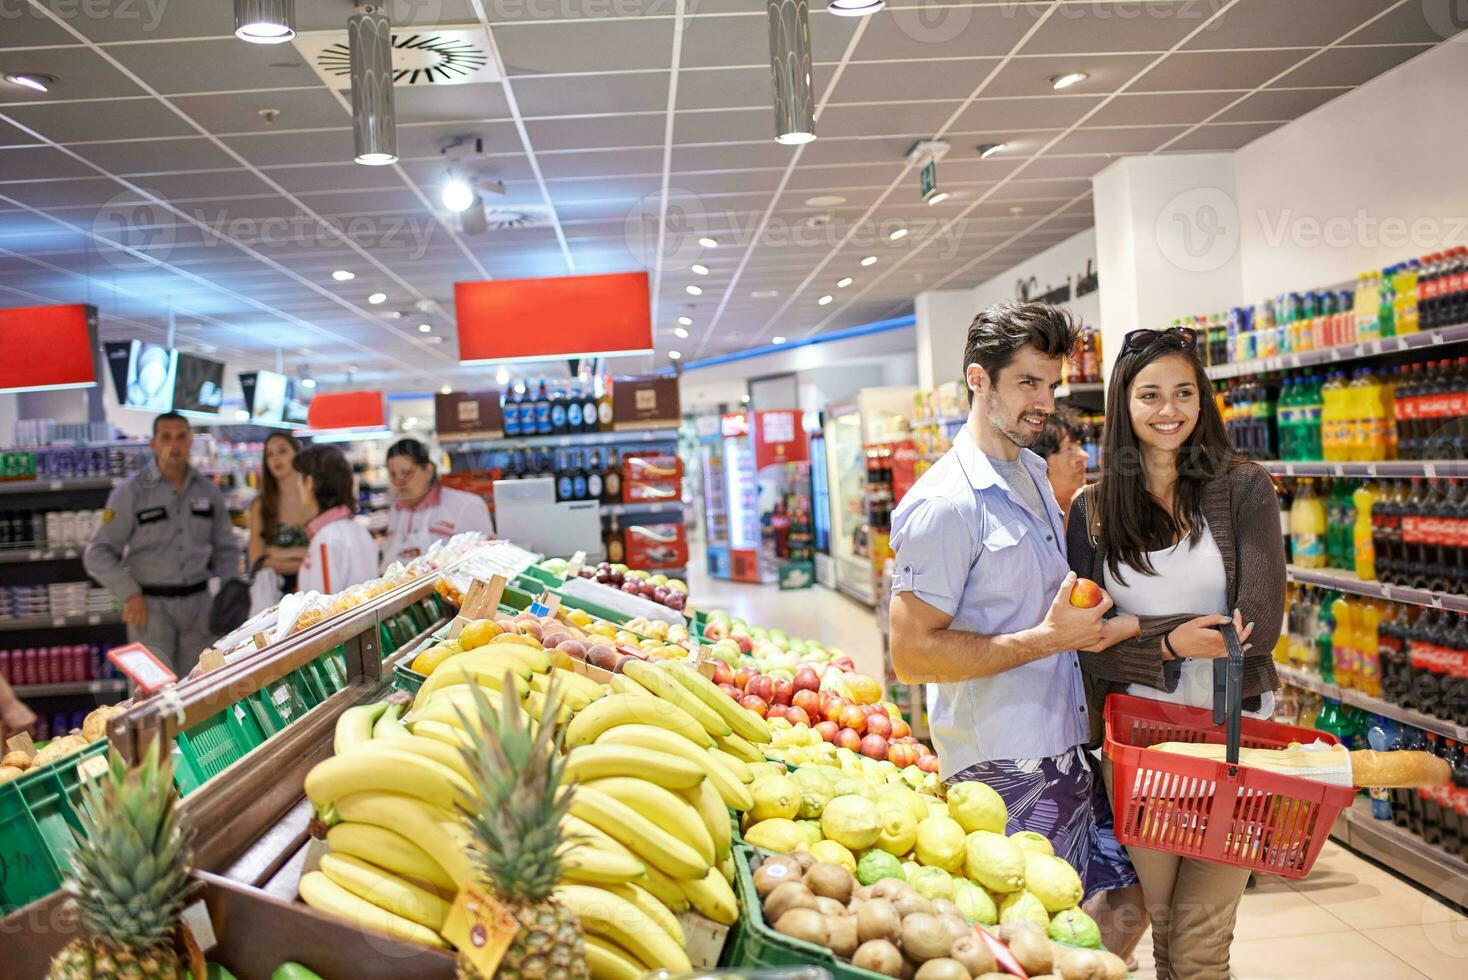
[1162,630,1181,660]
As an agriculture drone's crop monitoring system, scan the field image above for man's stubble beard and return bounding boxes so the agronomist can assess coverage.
[985,398,1039,450]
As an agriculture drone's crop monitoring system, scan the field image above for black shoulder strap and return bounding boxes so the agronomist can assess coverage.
[1083,481,1101,548]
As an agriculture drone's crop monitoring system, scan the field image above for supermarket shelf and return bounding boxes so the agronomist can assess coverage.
[1285,564,1468,613]
[1262,460,1468,478]
[445,427,679,451]
[10,679,126,698]
[0,612,122,632]
[1206,321,1468,380]
[600,500,684,516]
[0,546,86,564]
[911,415,966,428]
[1056,382,1104,397]
[1330,797,1468,907]
[1276,664,1468,742]
[0,476,121,496]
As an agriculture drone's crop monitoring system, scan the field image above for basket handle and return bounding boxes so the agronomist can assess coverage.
[1211,621,1246,769]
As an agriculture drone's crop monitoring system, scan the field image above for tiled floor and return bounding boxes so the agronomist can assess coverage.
[687,562,1468,979]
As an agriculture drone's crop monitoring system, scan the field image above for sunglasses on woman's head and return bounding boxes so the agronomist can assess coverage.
[1119,326,1198,358]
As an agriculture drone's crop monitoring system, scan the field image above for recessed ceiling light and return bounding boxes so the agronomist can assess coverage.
[889,228,908,241]
[332,269,355,281]
[860,256,877,267]
[752,289,779,299]
[741,394,751,404]
[772,336,787,345]
[669,350,682,360]
[383,310,402,319]
[1010,206,1024,215]
[4,73,55,93]
[441,176,476,213]
[804,194,847,207]
[301,378,316,389]
[674,326,689,339]
[367,292,386,305]
[686,285,702,295]
[691,264,709,276]
[677,316,693,326]
[440,384,453,395]
[426,336,444,344]
[699,237,719,248]
[837,277,853,288]
[418,323,432,333]
[827,0,884,15]
[1050,72,1088,90]
[927,191,950,206]
[978,142,1007,159]
[818,295,833,306]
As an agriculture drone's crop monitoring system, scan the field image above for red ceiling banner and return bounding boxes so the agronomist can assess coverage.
[455,272,652,364]
[306,390,385,430]
[0,304,98,392]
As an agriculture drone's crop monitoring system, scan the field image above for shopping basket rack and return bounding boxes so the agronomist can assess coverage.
[1104,622,1357,879]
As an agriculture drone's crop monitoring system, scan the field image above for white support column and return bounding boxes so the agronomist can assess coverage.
[914,288,976,391]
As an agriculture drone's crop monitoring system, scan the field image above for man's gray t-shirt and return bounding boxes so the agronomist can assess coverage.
[988,454,1049,520]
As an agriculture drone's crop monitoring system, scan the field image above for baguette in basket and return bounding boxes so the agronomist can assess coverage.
[1149,740,1450,788]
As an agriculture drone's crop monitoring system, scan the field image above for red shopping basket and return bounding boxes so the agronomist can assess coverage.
[1103,624,1357,879]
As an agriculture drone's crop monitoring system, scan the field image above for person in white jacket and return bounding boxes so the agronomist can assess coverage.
[293,444,378,596]
[380,438,493,570]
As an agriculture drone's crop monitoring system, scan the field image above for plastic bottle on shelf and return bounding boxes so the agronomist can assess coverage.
[1418,252,1443,329]
[1302,374,1324,460]
[1356,272,1381,343]
[1367,717,1403,820]
[1334,594,1359,690]
[1315,589,1337,681]
[1319,372,1342,462]
[1379,265,1398,339]
[1393,260,1421,335]
[1358,599,1387,698]
[1291,478,1327,569]
[1256,298,1278,359]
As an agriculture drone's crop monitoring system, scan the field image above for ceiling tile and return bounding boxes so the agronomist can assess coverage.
[393,83,513,124]
[673,107,773,145]
[810,102,962,139]
[1350,0,1464,44]
[546,176,661,203]
[105,39,325,95]
[1014,154,1111,180]
[784,162,905,190]
[681,10,857,69]
[1211,86,1350,123]
[172,88,349,135]
[223,129,353,167]
[514,72,669,116]
[673,141,796,172]
[981,53,1160,97]
[0,45,146,100]
[498,20,674,74]
[5,98,199,142]
[526,114,665,150]
[1130,48,1311,92]
[1047,125,1187,155]
[0,146,103,182]
[676,67,771,111]
[69,136,240,174]
[1020,1,1214,54]
[540,147,666,178]
[1159,121,1283,152]
[261,163,408,194]
[1183,0,1410,50]
[852,4,1044,62]
[797,135,917,167]
[1267,44,1432,88]
[0,5,79,46]
[1084,91,1240,126]
[295,0,478,31]
[830,58,999,104]
[949,95,1104,133]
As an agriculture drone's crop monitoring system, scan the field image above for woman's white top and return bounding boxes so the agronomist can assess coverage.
[1104,517,1274,719]
[299,509,379,596]
[381,484,494,571]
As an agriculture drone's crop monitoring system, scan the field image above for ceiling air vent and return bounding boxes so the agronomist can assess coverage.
[294,26,500,89]
[480,207,554,230]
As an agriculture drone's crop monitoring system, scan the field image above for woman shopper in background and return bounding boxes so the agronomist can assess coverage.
[1066,326,1286,980]
[380,438,493,570]
[294,445,378,596]
[1032,407,1091,527]
[247,432,314,596]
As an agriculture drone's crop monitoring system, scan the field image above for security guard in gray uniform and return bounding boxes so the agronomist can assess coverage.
[85,412,241,675]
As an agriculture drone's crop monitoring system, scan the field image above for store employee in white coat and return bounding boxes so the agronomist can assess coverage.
[293,445,378,595]
[380,438,493,570]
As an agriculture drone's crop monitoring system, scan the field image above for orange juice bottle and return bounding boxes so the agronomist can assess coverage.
[1353,480,1380,580]
[1356,599,1386,698]
[1332,595,1357,689]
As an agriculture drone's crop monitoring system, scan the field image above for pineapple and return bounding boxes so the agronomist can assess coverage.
[48,742,196,979]
[455,675,588,980]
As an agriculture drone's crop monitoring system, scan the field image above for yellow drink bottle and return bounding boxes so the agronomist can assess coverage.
[1352,480,1380,580]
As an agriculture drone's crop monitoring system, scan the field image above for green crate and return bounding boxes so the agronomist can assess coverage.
[499,584,536,613]
[520,565,564,589]
[0,740,108,914]
[393,661,426,695]
[172,701,268,797]
[243,668,318,735]
[318,646,350,692]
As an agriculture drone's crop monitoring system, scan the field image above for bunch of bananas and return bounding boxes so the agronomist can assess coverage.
[300,618,777,975]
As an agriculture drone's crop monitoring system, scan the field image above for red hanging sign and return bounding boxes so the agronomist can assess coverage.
[305,390,385,430]
[0,304,98,393]
[455,272,652,364]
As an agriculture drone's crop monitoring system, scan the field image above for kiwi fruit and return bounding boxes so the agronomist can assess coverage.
[1052,945,1110,980]
[1095,950,1129,980]
[893,892,935,918]
[827,915,860,958]
[937,915,970,944]
[1005,925,1053,976]
[814,896,849,918]
[930,899,962,919]
[753,856,803,898]
[913,958,972,980]
[805,862,854,903]
[774,908,828,947]
[791,850,817,872]
[848,897,866,915]
[852,939,904,978]
[871,878,908,900]
[764,881,818,922]
[947,935,997,978]
[899,913,953,962]
[857,898,903,945]
[853,884,875,901]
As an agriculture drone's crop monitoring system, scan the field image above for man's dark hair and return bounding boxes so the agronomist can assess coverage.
[293,444,356,513]
[962,303,1082,402]
[152,411,189,436]
[1032,406,1086,460]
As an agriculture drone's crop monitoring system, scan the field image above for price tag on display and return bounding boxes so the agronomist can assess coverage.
[77,755,110,784]
[5,730,35,757]
[197,649,226,674]
[565,551,587,579]
[106,643,178,695]
[449,575,507,638]
[442,883,519,977]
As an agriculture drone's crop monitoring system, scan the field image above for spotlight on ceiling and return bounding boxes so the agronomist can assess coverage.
[691,264,709,276]
[677,316,693,326]
[978,142,1007,159]
[686,285,703,296]
[772,336,787,345]
[769,0,816,145]
[234,0,295,44]
[827,0,884,15]
[817,295,833,306]
[699,237,719,248]
[441,175,476,213]
[367,292,387,305]
[418,323,432,333]
[301,378,316,389]
[331,269,355,282]
[495,366,510,385]
[889,228,909,241]
[927,191,950,206]
[3,73,55,93]
[349,6,397,165]
[860,256,877,267]
[440,384,453,395]
[1050,72,1088,90]
[669,350,682,360]
[234,409,251,421]
[674,327,689,339]
[837,277,853,288]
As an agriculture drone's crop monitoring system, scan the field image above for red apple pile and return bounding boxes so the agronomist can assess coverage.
[708,658,939,772]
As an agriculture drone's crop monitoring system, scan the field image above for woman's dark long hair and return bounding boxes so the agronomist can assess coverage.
[257,431,300,541]
[1099,338,1239,585]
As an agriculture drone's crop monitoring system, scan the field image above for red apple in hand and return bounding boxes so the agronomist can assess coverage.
[785,706,811,727]
[772,679,794,706]
[792,689,821,717]
[733,668,756,690]
[834,727,862,751]
[865,712,893,740]
[838,705,868,735]
[916,754,940,774]
[793,666,820,693]
[824,697,851,725]
[1069,577,1105,609]
[815,720,839,742]
[859,733,889,760]
[740,695,769,718]
[711,661,734,687]
[746,674,774,703]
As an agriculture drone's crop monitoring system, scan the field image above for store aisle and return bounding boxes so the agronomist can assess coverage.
[684,558,1468,979]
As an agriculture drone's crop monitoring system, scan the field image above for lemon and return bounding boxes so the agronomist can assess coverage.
[820,794,882,851]
[410,645,458,676]
[749,773,801,823]
[1024,852,1083,913]
[456,619,502,650]
[874,801,919,857]
[964,830,1025,894]
[796,818,824,849]
[952,879,998,925]
[998,890,1050,930]
[908,865,955,901]
[744,818,807,854]
[877,784,930,828]
[810,839,856,873]
[1010,830,1054,856]
[914,815,967,873]
[947,781,1008,834]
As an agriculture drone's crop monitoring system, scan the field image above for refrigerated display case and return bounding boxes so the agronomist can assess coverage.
[809,425,831,555]
[695,413,731,578]
[722,411,762,582]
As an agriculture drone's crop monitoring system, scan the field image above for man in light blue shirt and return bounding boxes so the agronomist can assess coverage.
[890,302,1135,902]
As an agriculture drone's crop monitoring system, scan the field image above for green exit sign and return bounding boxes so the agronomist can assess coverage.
[920,160,937,200]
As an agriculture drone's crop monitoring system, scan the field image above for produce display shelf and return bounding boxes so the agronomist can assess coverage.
[1284,564,1468,613]
[1057,382,1104,397]
[1275,664,1468,743]
[1205,321,1468,380]
[1262,460,1468,478]
[1329,796,1468,908]
[0,612,122,632]
[0,738,108,914]
[446,427,680,451]
[11,679,126,698]
[601,500,684,516]
[0,477,121,496]
[0,546,85,564]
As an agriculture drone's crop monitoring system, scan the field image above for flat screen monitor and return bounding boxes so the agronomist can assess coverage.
[123,342,176,413]
[172,353,225,415]
[284,379,313,426]
[247,370,288,425]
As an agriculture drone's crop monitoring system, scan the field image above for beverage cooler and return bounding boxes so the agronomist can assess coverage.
[808,421,833,586]
[695,414,732,579]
